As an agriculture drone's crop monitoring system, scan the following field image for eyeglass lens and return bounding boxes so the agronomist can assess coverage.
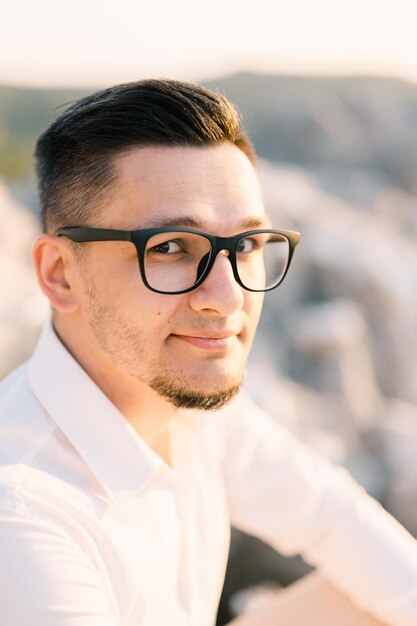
[143,231,290,293]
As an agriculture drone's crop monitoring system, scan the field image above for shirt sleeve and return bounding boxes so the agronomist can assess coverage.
[0,511,119,626]
[220,393,417,626]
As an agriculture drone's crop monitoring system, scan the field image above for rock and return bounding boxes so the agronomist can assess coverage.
[0,180,48,379]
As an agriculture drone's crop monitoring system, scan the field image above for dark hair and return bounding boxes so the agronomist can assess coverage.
[35,78,256,233]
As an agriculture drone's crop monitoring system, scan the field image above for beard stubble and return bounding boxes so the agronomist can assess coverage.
[82,275,243,410]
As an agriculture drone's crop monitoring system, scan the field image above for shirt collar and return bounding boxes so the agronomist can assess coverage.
[28,322,173,507]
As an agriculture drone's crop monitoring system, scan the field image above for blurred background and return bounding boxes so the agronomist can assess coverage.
[1,1,417,623]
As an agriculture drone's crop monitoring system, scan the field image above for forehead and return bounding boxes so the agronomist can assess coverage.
[103,144,266,231]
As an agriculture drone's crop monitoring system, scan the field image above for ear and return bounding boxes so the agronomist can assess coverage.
[32,234,79,313]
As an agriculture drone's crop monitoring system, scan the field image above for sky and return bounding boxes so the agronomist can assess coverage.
[0,0,417,87]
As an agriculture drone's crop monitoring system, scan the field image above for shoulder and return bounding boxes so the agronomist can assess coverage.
[0,362,103,524]
[0,360,30,405]
[0,361,54,471]
[0,360,55,466]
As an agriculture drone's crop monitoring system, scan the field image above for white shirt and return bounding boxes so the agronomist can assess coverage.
[0,323,416,626]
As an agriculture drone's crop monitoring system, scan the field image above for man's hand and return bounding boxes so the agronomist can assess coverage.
[226,572,387,626]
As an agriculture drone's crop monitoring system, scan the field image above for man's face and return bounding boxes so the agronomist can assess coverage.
[74,144,267,409]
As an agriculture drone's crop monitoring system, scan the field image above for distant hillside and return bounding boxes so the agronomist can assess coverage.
[205,73,417,196]
[1,73,417,198]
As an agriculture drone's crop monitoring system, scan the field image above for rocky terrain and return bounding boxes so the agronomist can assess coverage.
[0,181,48,378]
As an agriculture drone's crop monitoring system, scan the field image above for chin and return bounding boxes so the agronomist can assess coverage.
[149,365,243,411]
[152,378,241,411]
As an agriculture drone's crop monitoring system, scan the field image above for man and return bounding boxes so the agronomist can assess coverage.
[0,79,416,626]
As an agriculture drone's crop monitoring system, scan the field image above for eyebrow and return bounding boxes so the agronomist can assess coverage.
[135,215,271,230]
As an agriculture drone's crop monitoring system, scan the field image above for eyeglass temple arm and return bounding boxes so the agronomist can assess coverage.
[56,227,132,242]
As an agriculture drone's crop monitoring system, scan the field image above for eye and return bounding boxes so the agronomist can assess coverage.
[236,237,257,253]
[149,240,182,255]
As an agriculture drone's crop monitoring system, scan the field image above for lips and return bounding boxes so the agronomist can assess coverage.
[175,331,237,339]
[170,330,240,351]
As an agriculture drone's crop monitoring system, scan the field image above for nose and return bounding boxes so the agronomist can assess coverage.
[188,250,244,315]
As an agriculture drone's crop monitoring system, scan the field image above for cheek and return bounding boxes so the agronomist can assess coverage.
[78,253,142,319]
[93,253,145,302]
[114,271,181,332]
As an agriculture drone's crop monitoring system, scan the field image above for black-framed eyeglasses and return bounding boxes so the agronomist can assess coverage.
[56,226,300,295]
